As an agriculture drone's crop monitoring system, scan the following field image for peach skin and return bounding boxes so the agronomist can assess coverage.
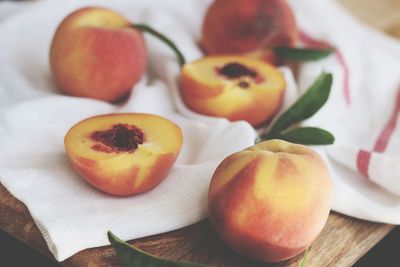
[180,55,285,127]
[208,139,332,262]
[64,113,183,196]
[50,7,147,102]
[202,0,297,64]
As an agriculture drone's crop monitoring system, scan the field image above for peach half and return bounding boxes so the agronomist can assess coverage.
[180,56,285,127]
[64,113,182,196]
[208,139,332,262]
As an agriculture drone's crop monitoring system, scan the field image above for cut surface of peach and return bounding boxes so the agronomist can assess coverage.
[180,56,286,127]
[65,113,183,196]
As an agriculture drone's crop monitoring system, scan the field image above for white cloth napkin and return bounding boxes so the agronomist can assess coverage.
[0,0,258,261]
[1,0,400,262]
[288,0,400,223]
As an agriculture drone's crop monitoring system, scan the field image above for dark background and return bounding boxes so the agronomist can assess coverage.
[1,227,400,266]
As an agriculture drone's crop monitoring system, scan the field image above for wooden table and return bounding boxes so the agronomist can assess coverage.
[1,1,400,266]
[0,184,395,267]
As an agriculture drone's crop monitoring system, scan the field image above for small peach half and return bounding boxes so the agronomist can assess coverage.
[180,56,286,127]
[64,113,183,196]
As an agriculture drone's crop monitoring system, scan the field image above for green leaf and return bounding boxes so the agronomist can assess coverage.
[267,72,333,137]
[132,23,186,67]
[270,127,334,145]
[299,248,309,267]
[108,231,211,267]
[274,46,334,61]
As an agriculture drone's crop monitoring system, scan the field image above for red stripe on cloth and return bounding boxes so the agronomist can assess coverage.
[298,31,400,178]
[356,86,400,177]
[299,31,351,106]
[356,150,371,178]
[335,51,351,105]
[374,87,400,152]
[299,31,331,49]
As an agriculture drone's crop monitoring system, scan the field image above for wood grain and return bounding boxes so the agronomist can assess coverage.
[0,184,395,267]
[2,1,400,266]
[338,0,400,38]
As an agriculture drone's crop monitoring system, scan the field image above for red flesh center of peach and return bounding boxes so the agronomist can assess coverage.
[217,62,264,88]
[90,123,145,153]
[218,62,257,79]
[238,81,250,89]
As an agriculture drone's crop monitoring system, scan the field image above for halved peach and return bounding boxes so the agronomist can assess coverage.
[180,56,286,127]
[64,113,183,196]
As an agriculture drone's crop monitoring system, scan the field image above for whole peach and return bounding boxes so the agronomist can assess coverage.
[208,139,332,262]
[50,7,147,101]
[202,0,297,62]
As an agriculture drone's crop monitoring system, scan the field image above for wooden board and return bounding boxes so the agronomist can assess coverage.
[0,183,395,267]
[338,0,400,38]
[1,0,400,266]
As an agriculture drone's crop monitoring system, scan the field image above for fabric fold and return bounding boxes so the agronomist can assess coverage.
[1,0,400,261]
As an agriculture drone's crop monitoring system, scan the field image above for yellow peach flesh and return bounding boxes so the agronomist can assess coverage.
[64,113,182,196]
[180,56,285,126]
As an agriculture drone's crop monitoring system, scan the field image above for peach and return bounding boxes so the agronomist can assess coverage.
[64,113,183,196]
[201,0,297,63]
[50,7,147,102]
[180,55,285,127]
[208,139,332,262]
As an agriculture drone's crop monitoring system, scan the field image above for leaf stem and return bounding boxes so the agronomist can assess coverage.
[257,73,335,146]
[299,248,309,267]
[268,72,332,136]
[132,23,186,67]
